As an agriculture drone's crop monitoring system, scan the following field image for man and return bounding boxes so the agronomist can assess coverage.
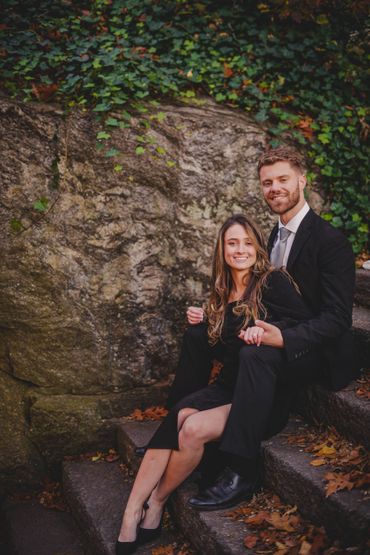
[186,146,358,510]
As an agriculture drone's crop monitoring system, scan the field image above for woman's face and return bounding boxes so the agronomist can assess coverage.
[223,223,257,272]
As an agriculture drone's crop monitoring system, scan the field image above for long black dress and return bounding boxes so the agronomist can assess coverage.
[147,270,313,452]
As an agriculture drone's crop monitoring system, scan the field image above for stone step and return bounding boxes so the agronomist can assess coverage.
[297,371,370,450]
[3,498,86,555]
[352,305,370,368]
[355,269,370,309]
[62,460,182,555]
[117,419,370,550]
[263,419,370,546]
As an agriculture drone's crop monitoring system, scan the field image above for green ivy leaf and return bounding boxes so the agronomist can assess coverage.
[105,148,120,157]
[106,117,120,126]
[10,218,23,232]
[33,198,49,212]
[135,146,145,155]
[96,131,111,140]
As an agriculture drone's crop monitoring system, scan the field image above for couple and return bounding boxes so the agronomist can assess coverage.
[116,146,357,554]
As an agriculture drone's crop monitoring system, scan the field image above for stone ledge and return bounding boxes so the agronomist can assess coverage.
[263,419,370,545]
[297,373,370,449]
[63,460,180,555]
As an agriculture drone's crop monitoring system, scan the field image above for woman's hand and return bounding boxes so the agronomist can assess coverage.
[238,325,265,346]
[186,306,204,325]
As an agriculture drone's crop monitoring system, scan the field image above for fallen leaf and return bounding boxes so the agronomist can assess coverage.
[299,539,312,555]
[128,406,168,421]
[324,472,354,497]
[244,534,258,548]
[310,458,327,466]
[246,511,270,526]
[316,445,336,457]
[267,512,299,532]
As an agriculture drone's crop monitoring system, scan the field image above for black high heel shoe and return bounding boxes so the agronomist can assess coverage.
[115,538,138,555]
[137,503,164,545]
[115,502,149,555]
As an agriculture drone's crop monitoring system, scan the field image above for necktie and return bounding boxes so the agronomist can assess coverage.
[271,227,291,268]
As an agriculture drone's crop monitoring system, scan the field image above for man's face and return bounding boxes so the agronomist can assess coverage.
[259,161,306,222]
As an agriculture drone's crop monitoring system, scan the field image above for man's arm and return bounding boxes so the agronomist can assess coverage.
[260,232,355,360]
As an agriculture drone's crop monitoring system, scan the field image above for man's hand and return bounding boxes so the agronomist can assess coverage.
[254,320,284,348]
[238,326,265,346]
[186,306,204,325]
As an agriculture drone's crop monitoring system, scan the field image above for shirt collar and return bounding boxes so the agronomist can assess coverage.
[278,202,310,234]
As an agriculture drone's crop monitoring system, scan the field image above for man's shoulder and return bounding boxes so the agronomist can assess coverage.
[302,209,350,244]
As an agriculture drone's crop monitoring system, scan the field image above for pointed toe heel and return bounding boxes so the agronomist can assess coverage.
[138,523,162,545]
[115,539,138,555]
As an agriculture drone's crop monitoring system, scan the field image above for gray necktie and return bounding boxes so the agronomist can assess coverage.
[271,227,291,268]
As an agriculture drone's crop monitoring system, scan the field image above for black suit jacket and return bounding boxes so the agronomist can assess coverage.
[267,208,358,391]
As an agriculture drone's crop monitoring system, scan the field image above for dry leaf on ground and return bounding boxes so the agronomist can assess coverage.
[128,406,168,421]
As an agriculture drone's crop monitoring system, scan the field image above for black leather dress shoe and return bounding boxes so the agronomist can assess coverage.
[188,467,259,511]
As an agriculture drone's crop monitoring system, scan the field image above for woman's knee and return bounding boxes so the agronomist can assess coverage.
[178,414,203,448]
[177,407,198,431]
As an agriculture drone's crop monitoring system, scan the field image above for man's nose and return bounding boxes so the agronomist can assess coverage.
[270,180,280,190]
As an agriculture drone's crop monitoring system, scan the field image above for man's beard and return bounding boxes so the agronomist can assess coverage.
[266,181,301,215]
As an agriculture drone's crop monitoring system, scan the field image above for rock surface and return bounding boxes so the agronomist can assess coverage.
[0,95,282,485]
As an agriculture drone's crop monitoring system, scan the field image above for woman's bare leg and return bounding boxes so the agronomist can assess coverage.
[141,404,231,529]
[117,448,171,541]
[117,407,198,542]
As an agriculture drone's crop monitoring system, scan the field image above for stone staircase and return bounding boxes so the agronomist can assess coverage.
[4,270,370,554]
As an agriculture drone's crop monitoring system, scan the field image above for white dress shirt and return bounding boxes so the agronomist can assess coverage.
[270,202,310,267]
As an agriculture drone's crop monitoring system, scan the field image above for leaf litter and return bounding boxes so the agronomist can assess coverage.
[283,420,369,497]
[226,490,369,554]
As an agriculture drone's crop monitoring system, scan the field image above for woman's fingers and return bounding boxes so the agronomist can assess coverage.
[186,306,204,325]
[239,326,265,345]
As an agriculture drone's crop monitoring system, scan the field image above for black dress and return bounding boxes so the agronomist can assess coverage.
[147,270,313,451]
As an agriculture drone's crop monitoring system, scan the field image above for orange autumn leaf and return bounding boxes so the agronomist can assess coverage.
[324,471,354,497]
[246,510,270,526]
[244,534,258,548]
[316,445,336,457]
[128,405,168,421]
[223,63,233,78]
[298,540,312,555]
[267,512,299,532]
[310,458,327,466]
[31,83,58,101]
[296,116,314,140]
[151,545,174,555]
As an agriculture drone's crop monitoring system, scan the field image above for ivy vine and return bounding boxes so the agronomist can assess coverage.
[1,0,368,253]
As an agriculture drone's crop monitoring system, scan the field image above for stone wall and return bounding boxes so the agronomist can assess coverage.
[0,96,321,489]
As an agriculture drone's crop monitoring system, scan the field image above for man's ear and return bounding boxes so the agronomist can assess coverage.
[299,174,307,190]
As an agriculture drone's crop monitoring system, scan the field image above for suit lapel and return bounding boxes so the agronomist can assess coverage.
[268,224,278,256]
[286,209,315,271]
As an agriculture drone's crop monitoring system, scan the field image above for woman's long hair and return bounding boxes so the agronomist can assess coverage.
[205,214,273,345]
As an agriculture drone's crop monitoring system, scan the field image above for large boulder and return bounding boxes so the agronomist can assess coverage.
[0,96,322,486]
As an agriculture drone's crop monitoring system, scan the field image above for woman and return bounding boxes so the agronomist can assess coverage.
[116,214,312,554]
